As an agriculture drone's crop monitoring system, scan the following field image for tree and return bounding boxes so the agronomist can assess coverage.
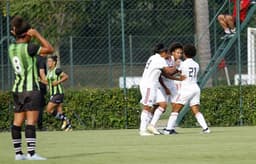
[8,0,87,59]
[195,0,212,87]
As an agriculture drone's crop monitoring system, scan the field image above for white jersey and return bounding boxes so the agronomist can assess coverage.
[174,58,200,106]
[140,53,168,88]
[180,58,199,86]
[161,56,175,89]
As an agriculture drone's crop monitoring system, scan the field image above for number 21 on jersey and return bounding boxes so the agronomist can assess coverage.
[189,67,197,78]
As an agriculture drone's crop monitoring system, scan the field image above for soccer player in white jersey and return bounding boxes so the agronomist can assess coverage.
[139,43,177,136]
[147,43,184,135]
[163,44,210,134]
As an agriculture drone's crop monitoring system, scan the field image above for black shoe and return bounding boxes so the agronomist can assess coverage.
[163,128,178,135]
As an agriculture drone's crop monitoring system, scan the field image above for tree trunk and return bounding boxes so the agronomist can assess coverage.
[195,0,212,87]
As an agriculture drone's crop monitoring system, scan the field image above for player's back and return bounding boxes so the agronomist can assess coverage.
[140,54,167,87]
[180,58,199,86]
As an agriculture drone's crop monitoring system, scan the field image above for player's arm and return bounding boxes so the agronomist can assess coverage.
[58,72,69,84]
[162,66,177,75]
[159,76,171,95]
[164,72,186,81]
[39,78,48,85]
[26,29,54,55]
[52,68,69,86]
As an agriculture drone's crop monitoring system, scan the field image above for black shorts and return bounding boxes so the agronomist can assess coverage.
[13,91,41,113]
[49,94,64,104]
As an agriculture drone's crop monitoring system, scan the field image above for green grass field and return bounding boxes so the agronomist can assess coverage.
[1,127,256,164]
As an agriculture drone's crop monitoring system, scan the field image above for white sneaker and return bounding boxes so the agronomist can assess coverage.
[26,153,47,160]
[139,130,154,136]
[15,154,26,160]
[147,124,160,135]
[202,128,211,134]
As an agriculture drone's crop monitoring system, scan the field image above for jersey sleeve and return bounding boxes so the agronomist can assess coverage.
[55,68,63,76]
[38,57,46,69]
[28,43,41,57]
[156,57,168,70]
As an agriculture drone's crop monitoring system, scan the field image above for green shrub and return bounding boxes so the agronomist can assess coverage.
[2,86,256,131]
[180,85,256,127]
[0,88,141,131]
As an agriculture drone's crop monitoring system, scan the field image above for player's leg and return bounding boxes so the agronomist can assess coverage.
[12,112,26,160]
[24,91,46,160]
[147,87,167,134]
[164,88,190,134]
[139,86,155,136]
[46,101,58,116]
[164,103,183,134]
[56,103,72,131]
[190,90,210,133]
[190,105,210,133]
[217,14,231,34]
[11,92,27,160]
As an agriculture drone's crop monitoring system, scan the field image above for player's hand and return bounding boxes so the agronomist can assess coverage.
[165,88,171,95]
[26,28,39,37]
[180,75,186,81]
[52,81,59,86]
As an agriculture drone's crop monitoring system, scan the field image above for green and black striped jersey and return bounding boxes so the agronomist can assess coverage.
[8,43,41,92]
[47,67,64,96]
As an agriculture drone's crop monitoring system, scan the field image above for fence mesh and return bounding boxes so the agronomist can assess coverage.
[1,0,256,90]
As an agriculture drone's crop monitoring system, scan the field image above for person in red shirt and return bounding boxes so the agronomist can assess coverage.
[218,0,250,39]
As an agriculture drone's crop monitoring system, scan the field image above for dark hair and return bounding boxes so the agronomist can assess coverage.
[153,43,168,54]
[169,42,183,53]
[48,55,58,63]
[11,15,31,38]
[183,44,196,58]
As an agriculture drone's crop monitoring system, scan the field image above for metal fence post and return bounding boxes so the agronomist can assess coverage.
[0,10,4,90]
[69,36,74,88]
[236,0,243,126]
[108,11,113,88]
[6,0,11,90]
[120,0,127,128]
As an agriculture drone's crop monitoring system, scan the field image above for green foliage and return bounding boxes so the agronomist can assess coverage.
[0,88,141,131]
[2,86,256,131]
[180,85,256,127]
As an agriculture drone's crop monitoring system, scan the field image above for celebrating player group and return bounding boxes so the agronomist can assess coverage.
[139,43,210,136]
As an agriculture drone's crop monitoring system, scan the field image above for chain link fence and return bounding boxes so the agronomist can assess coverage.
[1,0,256,90]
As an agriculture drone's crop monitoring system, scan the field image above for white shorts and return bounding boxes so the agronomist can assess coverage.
[139,86,157,107]
[156,85,178,104]
[174,85,200,106]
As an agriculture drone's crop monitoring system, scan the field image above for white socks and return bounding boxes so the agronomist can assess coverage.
[195,112,208,130]
[166,112,179,130]
[139,110,152,132]
[150,107,165,126]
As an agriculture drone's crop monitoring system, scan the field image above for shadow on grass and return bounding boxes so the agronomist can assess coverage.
[49,151,117,159]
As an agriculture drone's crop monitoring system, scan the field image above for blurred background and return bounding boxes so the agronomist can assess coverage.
[1,0,256,90]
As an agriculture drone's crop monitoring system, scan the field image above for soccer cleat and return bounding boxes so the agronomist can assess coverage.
[26,153,47,160]
[64,124,72,132]
[61,120,68,130]
[202,128,211,134]
[139,130,154,136]
[147,124,160,135]
[162,128,178,135]
[15,154,27,160]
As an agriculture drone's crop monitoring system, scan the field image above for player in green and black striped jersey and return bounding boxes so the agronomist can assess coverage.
[40,55,71,131]
[9,16,54,160]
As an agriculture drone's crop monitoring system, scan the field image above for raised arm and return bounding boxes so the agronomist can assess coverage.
[27,29,54,55]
